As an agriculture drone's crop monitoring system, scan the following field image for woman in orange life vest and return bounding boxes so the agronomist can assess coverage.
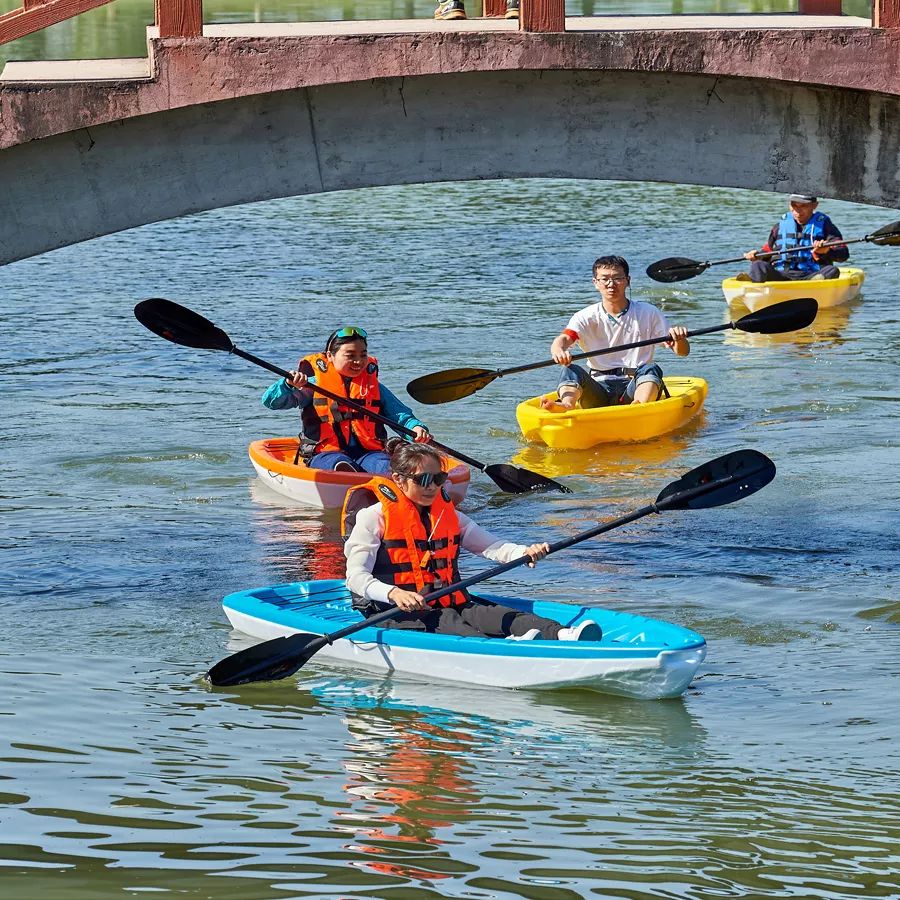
[343,439,602,641]
[261,326,430,475]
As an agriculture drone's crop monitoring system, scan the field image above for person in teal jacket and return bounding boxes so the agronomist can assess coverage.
[262,326,430,475]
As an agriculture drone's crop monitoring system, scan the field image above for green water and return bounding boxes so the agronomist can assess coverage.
[0,2,897,896]
[2,178,899,897]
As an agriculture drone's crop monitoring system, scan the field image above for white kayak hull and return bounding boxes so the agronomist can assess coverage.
[221,581,707,701]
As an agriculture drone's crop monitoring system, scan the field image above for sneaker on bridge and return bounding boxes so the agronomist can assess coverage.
[435,0,466,19]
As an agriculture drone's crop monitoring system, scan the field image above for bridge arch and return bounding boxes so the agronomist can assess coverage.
[2,67,897,265]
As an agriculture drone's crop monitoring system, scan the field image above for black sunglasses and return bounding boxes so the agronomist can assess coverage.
[398,470,450,488]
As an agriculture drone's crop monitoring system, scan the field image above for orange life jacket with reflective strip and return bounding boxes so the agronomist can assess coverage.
[342,476,468,609]
[300,353,385,455]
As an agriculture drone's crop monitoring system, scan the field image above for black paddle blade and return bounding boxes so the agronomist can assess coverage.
[735,298,818,334]
[406,368,497,405]
[656,449,775,511]
[135,298,234,352]
[484,463,572,494]
[869,220,900,246]
[646,256,707,283]
[206,632,327,687]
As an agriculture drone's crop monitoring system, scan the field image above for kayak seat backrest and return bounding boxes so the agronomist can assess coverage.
[342,487,379,542]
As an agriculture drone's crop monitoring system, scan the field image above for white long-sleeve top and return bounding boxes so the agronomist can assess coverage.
[344,503,530,605]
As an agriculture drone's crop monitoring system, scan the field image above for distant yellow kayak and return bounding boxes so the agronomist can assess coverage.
[722,267,864,313]
[516,377,708,450]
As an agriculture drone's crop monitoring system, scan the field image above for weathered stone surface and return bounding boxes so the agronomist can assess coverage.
[1,25,899,263]
[3,28,900,151]
[1,68,898,265]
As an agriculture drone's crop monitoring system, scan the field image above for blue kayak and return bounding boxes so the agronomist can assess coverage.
[222,580,707,700]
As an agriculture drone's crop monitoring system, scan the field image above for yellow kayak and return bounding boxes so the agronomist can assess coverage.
[722,267,864,313]
[511,432,693,480]
[516,377,708,450]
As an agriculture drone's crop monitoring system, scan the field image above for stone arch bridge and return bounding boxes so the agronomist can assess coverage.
[1,0,899,264]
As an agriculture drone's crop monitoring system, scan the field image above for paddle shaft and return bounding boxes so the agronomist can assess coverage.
[314,465,750,644]
[317,502,658,643]
[436,322,731,387]
[230,346,493,474]
[218,497,661,684]
[691,233,873,272]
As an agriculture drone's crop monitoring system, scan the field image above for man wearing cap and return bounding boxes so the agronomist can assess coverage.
[743,194,848,282]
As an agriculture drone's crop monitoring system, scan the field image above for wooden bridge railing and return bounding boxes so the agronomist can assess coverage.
[1,0,897,50]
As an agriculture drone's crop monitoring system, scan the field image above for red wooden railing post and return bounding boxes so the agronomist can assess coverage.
[1,0,117,45]
[484,0,506,15]
[874,0,900,27]
[797,0,842,13]
[520,0,565,32]
[156,0,202,38]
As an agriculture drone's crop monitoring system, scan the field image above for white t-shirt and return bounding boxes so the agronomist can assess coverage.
[565,299,669,372]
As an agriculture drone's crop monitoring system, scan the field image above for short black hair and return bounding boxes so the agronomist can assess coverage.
[592,256,630,278]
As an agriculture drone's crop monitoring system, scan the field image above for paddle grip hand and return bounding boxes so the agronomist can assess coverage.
[388,587,428,611]
[286,370,309,390]
[523,542,550,568]
[811,239,830,260]
[665,325,690,355]
[550,333,575,366]
[743,250,759,261]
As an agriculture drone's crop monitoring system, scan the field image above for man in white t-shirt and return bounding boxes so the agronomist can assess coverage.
[541,255,690,411]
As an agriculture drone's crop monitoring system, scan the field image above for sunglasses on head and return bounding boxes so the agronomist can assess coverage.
[398,470,449,488]
[325,326,368,351]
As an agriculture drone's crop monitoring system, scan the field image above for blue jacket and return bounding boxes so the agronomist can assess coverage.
[769,211,848,273]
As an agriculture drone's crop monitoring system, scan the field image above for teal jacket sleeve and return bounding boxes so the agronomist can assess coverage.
[261,378,312,410]
[379,385,427,434]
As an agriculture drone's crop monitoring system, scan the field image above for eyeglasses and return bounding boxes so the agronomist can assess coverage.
[594,275,628,285]
[398,470,450,488]
[326,326,368,351]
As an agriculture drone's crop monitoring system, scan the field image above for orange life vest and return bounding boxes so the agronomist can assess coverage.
[299,353,385,455]
[342,476,468,609]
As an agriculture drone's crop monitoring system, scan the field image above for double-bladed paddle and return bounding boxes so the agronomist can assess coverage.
[646,219,900,283]
[134,298,570,495]
[205,447,776,687]
[406,298,818,405]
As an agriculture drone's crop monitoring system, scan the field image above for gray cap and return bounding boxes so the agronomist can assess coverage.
[789,193,817,203]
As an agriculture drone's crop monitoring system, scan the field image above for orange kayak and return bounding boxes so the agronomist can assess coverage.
[248,437,471,509]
